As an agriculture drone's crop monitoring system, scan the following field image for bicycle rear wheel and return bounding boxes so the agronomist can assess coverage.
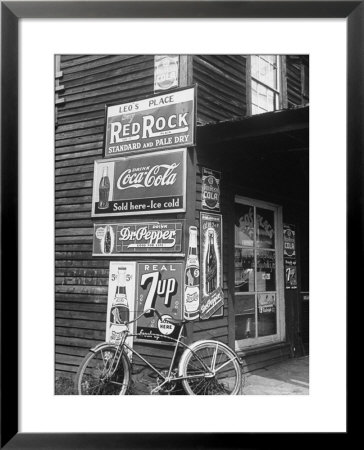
[75,345,130,395]
[180,341,242,395]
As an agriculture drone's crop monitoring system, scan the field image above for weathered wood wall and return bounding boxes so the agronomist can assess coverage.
[193,55,247,124]
[286,55,309,107]
[55,55,156,376]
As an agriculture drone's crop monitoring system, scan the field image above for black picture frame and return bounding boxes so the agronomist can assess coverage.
[1,1,357,448]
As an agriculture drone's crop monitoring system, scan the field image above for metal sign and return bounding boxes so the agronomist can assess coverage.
[202,168,221,212]
[106,262,137,354]
[91,148,186,217]
[104,86,196,157]
[200,213,224,319]
[93,220,184,256]
[283,223,297,289]
[154,55,179,91]
[135,262,183,344]
[183,226,200,321]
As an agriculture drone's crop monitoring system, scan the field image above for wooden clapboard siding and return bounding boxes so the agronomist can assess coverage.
[55,54,156,377]
[193,55,246,124]
[286,55,309,108]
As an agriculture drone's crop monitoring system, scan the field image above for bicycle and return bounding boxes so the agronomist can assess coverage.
[75,308,245,395]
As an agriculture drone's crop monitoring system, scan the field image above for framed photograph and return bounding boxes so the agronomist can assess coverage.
[1,0,358,447]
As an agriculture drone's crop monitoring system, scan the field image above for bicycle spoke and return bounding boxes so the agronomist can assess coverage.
[77,346,129,395]
[211,342,219,371]
[181,342,242,395]
[214,356,236,374]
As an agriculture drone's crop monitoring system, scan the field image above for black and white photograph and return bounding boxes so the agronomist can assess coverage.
[54,54,309,396]
[2,3,354,443]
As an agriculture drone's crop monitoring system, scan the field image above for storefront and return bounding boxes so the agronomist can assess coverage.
[55,54,309,380]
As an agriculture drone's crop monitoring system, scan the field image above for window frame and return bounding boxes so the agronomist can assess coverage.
[247,55,287,115]
[234,195,286,351]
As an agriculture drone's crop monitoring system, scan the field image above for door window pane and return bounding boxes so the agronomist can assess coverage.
[258,293,277,336]
[256,208,275,249]
[257,250,276,291]
[235,248,254,293]
[235,295,255,340]
[235,203,254,247]
[235,199,280,345]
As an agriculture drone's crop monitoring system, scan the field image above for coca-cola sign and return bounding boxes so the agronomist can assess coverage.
[104,86,195,157]
[92,220,184,256]
[200,212,224,320]
[91,148,186,217]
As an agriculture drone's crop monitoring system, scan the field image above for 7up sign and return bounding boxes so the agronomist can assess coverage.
[136,262,183,344]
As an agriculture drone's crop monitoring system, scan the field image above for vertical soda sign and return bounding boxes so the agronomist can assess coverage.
[184,226,200,321]
[106,262,136,353]
[200,213,224,320]
[205,229,217,294]
[109,266,130,343]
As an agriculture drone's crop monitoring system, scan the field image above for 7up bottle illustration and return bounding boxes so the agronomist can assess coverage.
[109,267,129,344]
[184,226,200,321]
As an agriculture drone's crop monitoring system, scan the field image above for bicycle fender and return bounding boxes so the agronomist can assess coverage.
[89,342,132,375]
[90,342,118,353]
[178,339,241,376]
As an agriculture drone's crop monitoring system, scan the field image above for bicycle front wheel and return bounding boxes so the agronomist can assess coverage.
[180,341,242,395]
[75,345,130,395]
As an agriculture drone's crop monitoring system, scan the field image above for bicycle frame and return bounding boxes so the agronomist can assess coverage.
[89,308,243,395]
[99,322,220,394]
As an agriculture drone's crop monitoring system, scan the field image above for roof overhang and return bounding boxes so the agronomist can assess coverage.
[196,105,309,153]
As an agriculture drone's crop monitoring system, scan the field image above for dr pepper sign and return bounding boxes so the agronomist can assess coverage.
[104,86,196,157]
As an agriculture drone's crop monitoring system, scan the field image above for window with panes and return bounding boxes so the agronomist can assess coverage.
[250,55,280,114]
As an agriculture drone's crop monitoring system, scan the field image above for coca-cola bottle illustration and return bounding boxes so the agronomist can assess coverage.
[205,229,217,294]
[109,267,129,344]
[103,225,112,254]
[98,166,110,209]
[184,226,200,321]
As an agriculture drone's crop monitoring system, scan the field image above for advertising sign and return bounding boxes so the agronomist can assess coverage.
[154,55,179,91]
[258,293,276,314]
[104,86,195,157]
[200,213,224,320]
[284,223,296,257]
[106,262,137,354]
[135,262,183,344]
[283,224,297,289]
[183,226,200,321]
[91,148,186,217]
[93,220,184,256]
[202,168,221,212]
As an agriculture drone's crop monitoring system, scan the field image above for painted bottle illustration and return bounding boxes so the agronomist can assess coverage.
[184,226,200,321]
[98,166,110,209]
[109,267,129,344]
[103,225,112,254]
[205,229,217,294]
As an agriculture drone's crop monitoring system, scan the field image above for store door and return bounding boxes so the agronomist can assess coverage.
[234,196,285,350]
